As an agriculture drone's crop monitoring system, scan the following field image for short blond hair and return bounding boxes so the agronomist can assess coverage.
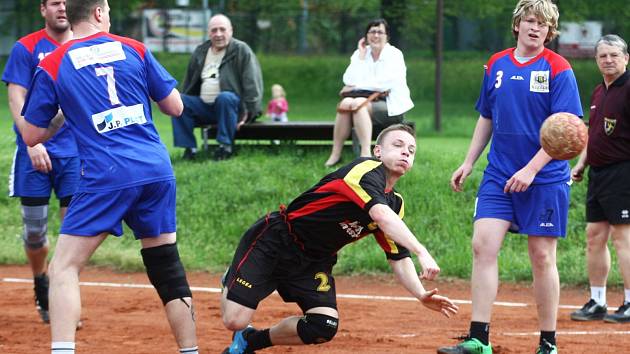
[511,0,559,44]
[271,84,286,98]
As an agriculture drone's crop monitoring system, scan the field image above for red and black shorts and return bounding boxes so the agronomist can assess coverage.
[587,160,630,224]
[224,212,338,312]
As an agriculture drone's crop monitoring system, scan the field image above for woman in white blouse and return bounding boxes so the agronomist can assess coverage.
[324,18,414,167]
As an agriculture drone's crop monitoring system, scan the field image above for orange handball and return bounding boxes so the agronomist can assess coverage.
[540,112,588,160]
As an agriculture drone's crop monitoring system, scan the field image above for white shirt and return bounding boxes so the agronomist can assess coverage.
[200,49,225,103]
[342,43,414,116]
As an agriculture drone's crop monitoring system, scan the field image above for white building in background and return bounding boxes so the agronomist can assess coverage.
[558,21,603,58]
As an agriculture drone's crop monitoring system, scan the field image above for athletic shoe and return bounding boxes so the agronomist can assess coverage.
[536,339,557,354]
[604,302,630,323]
[437,336,492,354]
[33,273,49,323]
[570,299,607,321]
[213,145,233,161]
[222,326,257,354]
[182,148,196,160]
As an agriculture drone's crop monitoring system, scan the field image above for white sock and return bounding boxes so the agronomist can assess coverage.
[625,288,630,304]
[51,342,75,354]
[179,346,199,354]
[590,286,606,306]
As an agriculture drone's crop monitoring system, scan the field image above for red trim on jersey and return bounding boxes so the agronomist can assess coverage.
[107,33,146,59]
[38,32,148,81]
[316,179,368,208]
[486,48,513,75]
[287,193,353,221]
[541,48,572,78]
[17,29,60,54]
[505,47,571,78]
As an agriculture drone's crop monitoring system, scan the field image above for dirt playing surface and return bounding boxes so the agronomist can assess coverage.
[1,265,627,353]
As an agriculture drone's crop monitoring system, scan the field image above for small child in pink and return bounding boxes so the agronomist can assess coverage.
[266,84,289,122]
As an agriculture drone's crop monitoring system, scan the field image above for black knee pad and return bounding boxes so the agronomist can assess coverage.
[141,243,192,305]
[297,313,339,344]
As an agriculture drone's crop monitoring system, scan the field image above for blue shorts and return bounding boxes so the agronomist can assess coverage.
[60,180,177,238]
[474,174,571,237]
[9,149,79,199]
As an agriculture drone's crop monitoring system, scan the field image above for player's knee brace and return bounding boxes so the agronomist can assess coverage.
[21,205,49,250]
[297,313,339,344]
[141,243,192,305]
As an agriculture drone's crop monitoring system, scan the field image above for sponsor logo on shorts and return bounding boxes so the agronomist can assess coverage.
[622,210,629,219]
[604,117,616,136]
[339,220,363,238]
[236,277,252,288]
[91,104,147,133]
[510,75,524,80]
[538,208,555,228]
[530,71,550,93]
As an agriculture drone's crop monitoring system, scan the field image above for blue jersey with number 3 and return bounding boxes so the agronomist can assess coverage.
[1,29,77,157]
[476,48,583,184]
[23,32,177,193]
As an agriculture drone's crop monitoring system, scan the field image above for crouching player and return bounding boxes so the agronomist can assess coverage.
[20,1,198,353]
[221,124,459,353]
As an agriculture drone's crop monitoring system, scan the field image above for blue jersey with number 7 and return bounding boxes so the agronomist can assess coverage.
[23,32,177,193]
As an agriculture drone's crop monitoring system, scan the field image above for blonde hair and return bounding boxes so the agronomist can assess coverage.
[511,0,559,44]
[271,84,286,98]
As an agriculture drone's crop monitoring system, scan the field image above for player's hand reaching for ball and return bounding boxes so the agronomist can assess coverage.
[419,288,459,318]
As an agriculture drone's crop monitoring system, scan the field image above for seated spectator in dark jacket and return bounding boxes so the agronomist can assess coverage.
[172,14,263,160]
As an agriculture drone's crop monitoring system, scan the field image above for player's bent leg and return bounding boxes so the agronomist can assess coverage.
[49,233,107,342]
[140,234,197,351]
[528,236,559,332]
[221,289,256,331]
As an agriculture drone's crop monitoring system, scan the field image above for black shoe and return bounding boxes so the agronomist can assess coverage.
[213,145,233,161]
[34,273,49,323]
[604,302,630,323]
[182,148,196,160]
[222,326,257,353]
[570,299,607,321]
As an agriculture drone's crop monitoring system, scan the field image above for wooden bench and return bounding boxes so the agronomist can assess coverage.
[200,120,414,149]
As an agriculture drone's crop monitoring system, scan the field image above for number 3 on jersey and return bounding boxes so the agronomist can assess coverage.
[95,66,121,106]
[494,70,503,89]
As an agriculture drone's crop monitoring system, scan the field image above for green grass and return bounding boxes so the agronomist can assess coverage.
[0,55,623,287]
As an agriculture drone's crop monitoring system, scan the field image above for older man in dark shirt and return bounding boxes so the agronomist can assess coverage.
[570,34,630,324]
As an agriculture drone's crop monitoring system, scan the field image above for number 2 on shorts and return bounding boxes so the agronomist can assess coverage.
[314,272,331,292]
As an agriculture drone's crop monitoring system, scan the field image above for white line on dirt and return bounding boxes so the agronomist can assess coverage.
[0,277,610,311]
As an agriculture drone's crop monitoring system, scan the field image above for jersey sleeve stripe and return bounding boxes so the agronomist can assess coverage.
[342,160,382,204]
[287,192,354,220]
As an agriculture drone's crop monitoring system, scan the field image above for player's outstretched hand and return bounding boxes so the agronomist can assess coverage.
[450,163,472,192]
[420,288,459,318]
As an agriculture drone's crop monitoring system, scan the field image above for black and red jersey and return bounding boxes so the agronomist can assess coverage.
[284,157,411,260]
[587,70,630,167]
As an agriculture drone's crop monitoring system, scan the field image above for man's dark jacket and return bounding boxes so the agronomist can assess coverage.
[181,37,263,116]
